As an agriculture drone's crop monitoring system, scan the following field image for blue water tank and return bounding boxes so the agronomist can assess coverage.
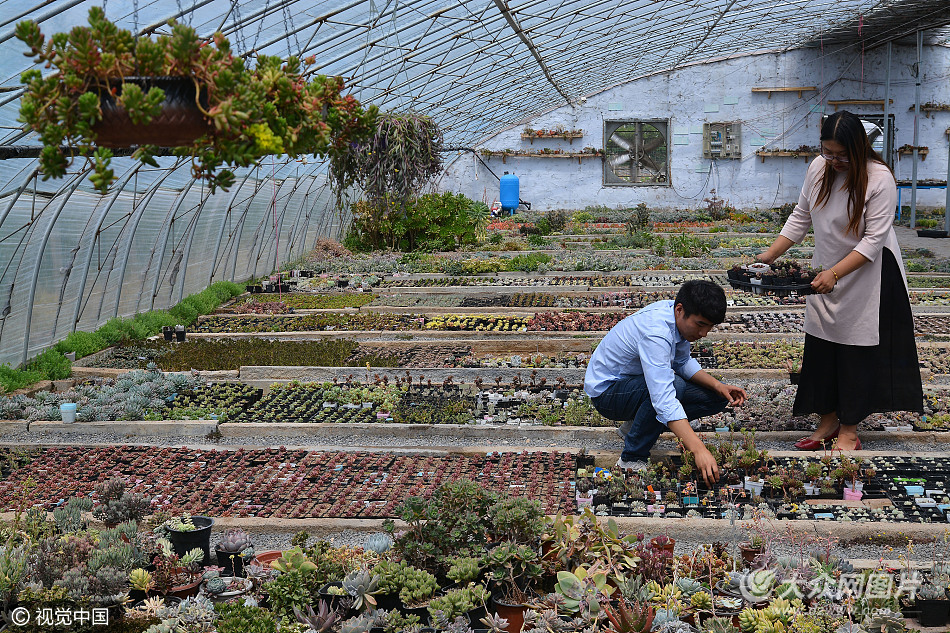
[499,172,519,213]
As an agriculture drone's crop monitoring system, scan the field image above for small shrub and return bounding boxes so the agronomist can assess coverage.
[54,331,106,358]
[23,349,71,381]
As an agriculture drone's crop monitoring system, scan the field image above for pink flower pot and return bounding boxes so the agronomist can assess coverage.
[843,489,863,501]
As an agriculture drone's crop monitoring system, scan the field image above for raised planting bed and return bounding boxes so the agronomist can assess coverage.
[239,292,378,310]
[0,446,576,518]
[588,452,950,523]
[86,338,403,371]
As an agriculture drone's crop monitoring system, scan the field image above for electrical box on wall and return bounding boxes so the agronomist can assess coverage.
[703,122,741,159]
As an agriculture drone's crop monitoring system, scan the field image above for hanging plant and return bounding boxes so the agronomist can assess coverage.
[16,7,378,194]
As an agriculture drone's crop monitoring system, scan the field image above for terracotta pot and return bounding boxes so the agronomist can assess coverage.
[92,77,210,148]
[491,596,528,633]
[253,550,283,568]
[166,575,202,599]
[739,542,763,565]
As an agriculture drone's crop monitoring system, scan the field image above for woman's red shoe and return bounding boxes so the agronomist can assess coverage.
[793,426,840,450]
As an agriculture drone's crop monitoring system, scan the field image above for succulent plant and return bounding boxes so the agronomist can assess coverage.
[737,608,760,632]
[859,609,903,633]
[676,577,703,597]
[917,583,947,600]
[294,601,341,633]
[174,595,217,629]
[203,576,227,595]
[216,528,252,553]
[427,584,490,622]
[364,532,393,554]
[703,616,739,633]
[343,568,381,611]
[339,613,378,633]
[690,591,712,610]
[601,598,654,633]
[129,568,154,592]
[446,556,483,585]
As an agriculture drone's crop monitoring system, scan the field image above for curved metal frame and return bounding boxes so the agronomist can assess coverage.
[20,168,92,364]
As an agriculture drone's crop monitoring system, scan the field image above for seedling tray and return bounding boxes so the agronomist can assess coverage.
[726,277,816,296]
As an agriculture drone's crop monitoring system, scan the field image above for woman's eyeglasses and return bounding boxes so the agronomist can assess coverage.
[820,150,849,163]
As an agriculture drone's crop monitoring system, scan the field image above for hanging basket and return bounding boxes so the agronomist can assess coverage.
[92,76,210,148]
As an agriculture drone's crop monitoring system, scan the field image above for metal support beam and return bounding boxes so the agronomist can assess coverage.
[20,169,90,365]
[209,170,257,286]
[109,167,182,322]
[175,186,215,306]
[883,42,892,166]
[141,179,198,313]
[69,165,143,331]
[910,30,922,228]
[491,0,572,106]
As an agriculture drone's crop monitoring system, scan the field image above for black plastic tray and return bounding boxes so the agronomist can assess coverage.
[727,277,815,296]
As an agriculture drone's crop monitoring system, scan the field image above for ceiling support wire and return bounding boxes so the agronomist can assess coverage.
[307,0,464,74]
[65,163,144,334]
[107,164,183,325]
[209,170,258,285]
[20,167,92,365]
[0,0,88,46]
[137,0,219,36]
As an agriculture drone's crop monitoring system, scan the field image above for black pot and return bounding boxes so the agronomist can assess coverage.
[93,77,210,148]
[917,229,949,238]
[162,326,174,341]
[916,598,950,627]
[167,516,213,566]
[399,601,432,623]
[247,285,263,294]
[215,547,249,577]
[175,329,186,342]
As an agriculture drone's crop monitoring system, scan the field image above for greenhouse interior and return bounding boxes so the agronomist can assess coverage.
[2,0,950,631]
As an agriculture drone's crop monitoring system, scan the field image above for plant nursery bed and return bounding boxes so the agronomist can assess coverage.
[0,445,576,518]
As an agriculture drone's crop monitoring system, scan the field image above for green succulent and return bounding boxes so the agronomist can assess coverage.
[342,569,381,611]
[690,591,713,610]
[703,617,740,633]
[427,583,489,621]
[204,576,227,595]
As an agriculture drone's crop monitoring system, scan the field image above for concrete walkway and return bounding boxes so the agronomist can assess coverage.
[896,224,950,256]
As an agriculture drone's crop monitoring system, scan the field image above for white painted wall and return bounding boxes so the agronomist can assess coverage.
[439,44,950,211]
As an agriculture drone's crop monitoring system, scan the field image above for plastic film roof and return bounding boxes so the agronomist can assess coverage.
[0,0,949,367]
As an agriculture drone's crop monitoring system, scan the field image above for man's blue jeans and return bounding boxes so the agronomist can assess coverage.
[591,375,728,463]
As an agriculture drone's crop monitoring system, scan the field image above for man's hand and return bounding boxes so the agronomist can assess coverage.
[717,383,748,406]
[668,418,719,486]
[693,445,720,486]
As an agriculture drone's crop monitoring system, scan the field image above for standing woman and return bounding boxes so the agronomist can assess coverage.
[758,110,922,451]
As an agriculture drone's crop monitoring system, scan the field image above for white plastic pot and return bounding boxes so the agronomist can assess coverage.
[60,402,77,424]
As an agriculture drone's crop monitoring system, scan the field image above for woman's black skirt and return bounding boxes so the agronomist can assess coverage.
[792,248,923,425]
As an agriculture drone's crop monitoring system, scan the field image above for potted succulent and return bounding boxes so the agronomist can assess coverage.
[160,513,214,566]
[916,580,950,627]
[214,528,254,577]
[15,7,378,194]
[201,571,253,603]
[92,476,153,526]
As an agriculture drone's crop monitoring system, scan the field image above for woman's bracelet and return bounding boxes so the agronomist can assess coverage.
[831,269,839,282]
